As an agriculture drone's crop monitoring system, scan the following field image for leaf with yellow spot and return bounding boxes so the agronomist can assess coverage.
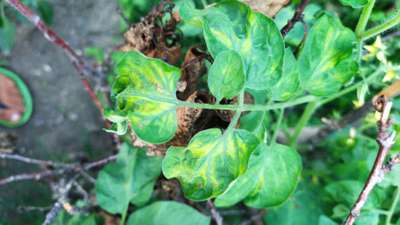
[215,144,302,208]
[298,14,359,96]
[203,1,284,91]
[111,51,180,144]
[271,48,302,101]
[208,50,245,102]
[162,128,259,201]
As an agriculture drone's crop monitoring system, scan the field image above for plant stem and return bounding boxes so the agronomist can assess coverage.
[355,0,376,36]
[177,95,317,112]
[271,108,285,145]
[289,101,319,147]
[225,92,244,133]
[344,100,396,225]
[121,208,128,225]
[361,12,400,40]
[281,0,309,36]
[385,186,400,225]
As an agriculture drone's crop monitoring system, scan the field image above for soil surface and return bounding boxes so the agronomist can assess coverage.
[0,1,120,224]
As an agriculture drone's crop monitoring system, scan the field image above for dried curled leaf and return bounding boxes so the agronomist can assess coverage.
[242,0,290,17]
[169,92,203,147]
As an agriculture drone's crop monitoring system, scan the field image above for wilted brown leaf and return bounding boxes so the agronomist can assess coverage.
[177,47,207,100]
[168,92,203,147]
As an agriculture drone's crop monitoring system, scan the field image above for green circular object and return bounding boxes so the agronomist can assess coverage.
[0,67,33,128]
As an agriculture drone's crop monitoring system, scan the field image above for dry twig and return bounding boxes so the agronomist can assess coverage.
[281,0,309,36]
[0,153,117,186]
[344,97,396,225]
[4,0,104,113]
[207,200,224,225]
[0,153,69,168]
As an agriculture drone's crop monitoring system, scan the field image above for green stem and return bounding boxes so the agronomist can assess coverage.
[385,186,400,225]
[355,0,376,36]
[289,101,319,147]
[271,108,285,145]
[121,207,128,225]
[360,12,400,40]
[177,95,317,112]
[225,92,244,133]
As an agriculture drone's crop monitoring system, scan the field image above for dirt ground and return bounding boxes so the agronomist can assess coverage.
[0,0,121,224]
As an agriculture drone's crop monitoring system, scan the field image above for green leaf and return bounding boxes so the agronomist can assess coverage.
[54,213,97,225]
[117,0,160,23]
[215,144,302,208]
[0,16,16,55]
[324,180,384,210]
[240,111,269,141]
[111,51,180,144]
[339,0,368,8]
[162,128,259,200]
[356,211,379,225]
[84,47,105,64]
[318,215,337,225]
[37,0,53,25]
[271,48,302,101]
[127,201,210,225]
[95,143,162,215]
[174,0,205,36]
[380,165,400,187]
[298,14,358,96]
[203,1,284,90]
[208,50,245,102]
[264,186,323,225]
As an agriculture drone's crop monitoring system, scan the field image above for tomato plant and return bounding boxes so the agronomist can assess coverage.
[1,0,400,225]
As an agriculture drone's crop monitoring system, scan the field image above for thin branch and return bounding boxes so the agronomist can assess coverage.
[42,176,78,225]
[42,202,63,225]
[207,200,224,225]
[4,0,104,113]
[0,154,117,186]
[344,97,396,225]
[281,0,309,36]
[0,169,66,186]
[0,153,69,168]
[84,154,117,170]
